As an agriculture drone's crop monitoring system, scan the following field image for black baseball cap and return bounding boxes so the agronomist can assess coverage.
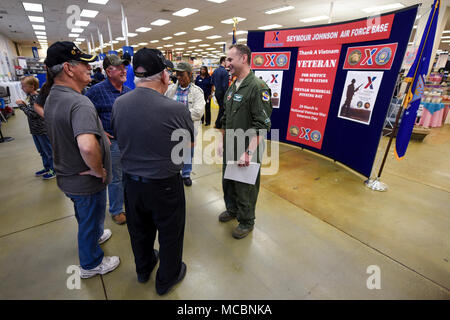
[133,48,174,78]
[103,54,129,70]
[44,41,97,68]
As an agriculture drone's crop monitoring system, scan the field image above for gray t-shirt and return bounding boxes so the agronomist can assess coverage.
[44,85,112,195]
[112,86,194,179]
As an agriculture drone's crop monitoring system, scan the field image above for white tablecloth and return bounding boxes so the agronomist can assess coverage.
[0,81,27,107]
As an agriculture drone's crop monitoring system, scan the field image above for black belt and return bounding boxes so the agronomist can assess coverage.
[125,173,152,183]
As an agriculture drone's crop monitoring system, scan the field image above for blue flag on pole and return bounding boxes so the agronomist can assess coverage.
[395,0,440,160]
[232,19,237,45]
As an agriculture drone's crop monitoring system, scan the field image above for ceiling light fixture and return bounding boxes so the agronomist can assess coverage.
[23,2,43,12]
[116,37,125,41]
[206,35,222,39]
[194,25,213,31]
[189,39,202,42]
[173,8,199,17]
[265,6,295,15]
[28,16,44,23]
[127,33,138,37]
[136,27,152,32]
[361,3,404,13]
[151,19,171,26]
[214,41,226,45]
[68,34,80,38]
[80,9,99,18]
[221,17,246,24]
[35,31,46,35]
[227,30,247,35]
[162,36,173,40]
[75,20,90,27]
[300,16,328,23]
[207,0,227,3]
[71,28,84,33]
[32,25,45,30]
[75,38,85,41]
[174,32,187,36]
[175,42,186,45]
[88,0,109,4]
[150,40,159,43]
[258,24,283,30]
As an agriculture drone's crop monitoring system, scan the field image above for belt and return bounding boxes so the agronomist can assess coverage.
[125,173,152,183]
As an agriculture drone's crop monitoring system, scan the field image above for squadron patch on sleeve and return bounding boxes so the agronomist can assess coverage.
[262,91,270,102]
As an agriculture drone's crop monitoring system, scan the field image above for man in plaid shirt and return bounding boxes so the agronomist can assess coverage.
[86,55,131,225]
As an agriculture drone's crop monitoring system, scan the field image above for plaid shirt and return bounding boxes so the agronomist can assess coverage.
[174,84,190,107]
[85,78,131,136]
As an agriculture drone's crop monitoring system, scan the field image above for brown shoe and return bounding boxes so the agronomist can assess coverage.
[218,211,236,222]
[232,225,254,239]
[112,212,126,225]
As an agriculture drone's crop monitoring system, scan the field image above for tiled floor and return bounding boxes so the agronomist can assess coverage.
[0,109,448,299]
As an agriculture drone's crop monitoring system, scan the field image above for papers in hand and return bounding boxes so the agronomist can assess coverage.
[224,161,261,185]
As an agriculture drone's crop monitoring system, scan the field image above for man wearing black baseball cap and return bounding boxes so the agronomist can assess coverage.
[111,48,192,295]
[44,41,120,278]
[86,54,132,226]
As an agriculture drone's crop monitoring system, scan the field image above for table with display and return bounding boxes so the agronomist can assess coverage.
[418,102,449,128]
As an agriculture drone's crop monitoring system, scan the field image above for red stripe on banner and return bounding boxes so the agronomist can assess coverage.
[264,14,394,48]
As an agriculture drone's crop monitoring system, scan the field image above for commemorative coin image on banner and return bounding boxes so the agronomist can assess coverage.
[254,70,284,108]
[338,70,384,125]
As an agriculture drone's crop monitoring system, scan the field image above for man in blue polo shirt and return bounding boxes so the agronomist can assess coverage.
[212,56,230,128]
[86,55,131,225]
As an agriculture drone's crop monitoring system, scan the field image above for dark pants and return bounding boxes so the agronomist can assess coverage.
[201,100,211,125]
[32,134,54,171]
[214,91,225,128]
[123,173,186,292]
[66,189,106,269]
[222,164,261,229]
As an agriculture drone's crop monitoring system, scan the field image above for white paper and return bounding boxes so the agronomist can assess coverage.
[224,161,261,185]
[254,70,283,108]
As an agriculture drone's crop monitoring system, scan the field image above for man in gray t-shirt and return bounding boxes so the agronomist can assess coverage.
[43,41,120,279]
[111,48,193,295]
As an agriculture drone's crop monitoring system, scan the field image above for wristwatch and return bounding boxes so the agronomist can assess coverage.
[246,149,254,155]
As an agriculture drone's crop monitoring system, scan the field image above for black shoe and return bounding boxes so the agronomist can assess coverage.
[137,249,159,283]
[183,177,192,186]
[232,225,254,239]
[218,211,236,222]
[156,262,187,295]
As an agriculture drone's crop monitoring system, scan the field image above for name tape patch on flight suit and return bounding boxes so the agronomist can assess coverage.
[233,94,243,102]
[262,91,270,102]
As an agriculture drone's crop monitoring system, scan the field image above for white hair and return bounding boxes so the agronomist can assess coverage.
[48,60,80,78]
[134,70,164,85]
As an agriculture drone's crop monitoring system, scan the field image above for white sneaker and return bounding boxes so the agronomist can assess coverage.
[80,256,120,279]
[98,229,112,245]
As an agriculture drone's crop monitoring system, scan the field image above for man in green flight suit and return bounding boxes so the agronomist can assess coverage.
[217,44,273,239]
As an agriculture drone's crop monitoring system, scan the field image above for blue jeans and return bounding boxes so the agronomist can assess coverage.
[32,134,54,171]
[181,145,195,178]
[66,189,106,270]
[108,140,124,216]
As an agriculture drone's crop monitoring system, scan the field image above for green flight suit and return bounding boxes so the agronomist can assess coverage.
[221,71,273,228]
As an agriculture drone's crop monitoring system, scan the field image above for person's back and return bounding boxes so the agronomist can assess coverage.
[112,87,193,178]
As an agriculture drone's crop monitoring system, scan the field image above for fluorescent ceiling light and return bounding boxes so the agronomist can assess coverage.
[206,35,222,39]
[76,38,85,41]
[413,25,417,29]
[139,42,148,45]
[186,50,192,52]
[194,25,213,31]
[88,0,109,4]
[157,46,163,49]
[75,20,90,27]
[442,30,450,34]
[441,36,450,39]
[362,3,405,13]
[265,6,294,15]
[23,2,43,12]
[71,28,84,33]
[111,40,118,44]
[228,30,247,35]
[80,9,99,18]
[258,24,282,30]
[131,45,138,48]
[136,27,151,32]
[164,44,174,47]
[32,24,45,30]
[127,33,138,37]
[173,8,198,17]
[151,19,171,26]
[207,0,227,3]
[195,49,203,52]
[189,39,202,42]
[175,42,186,45]
[116,37,125,40]
[214,41,226,45]
[28,16,44,23]
[34,31,46,35]
[68,34,80,38]
[206,48,215,50]
[199,44,209,47]
[442,40,450,43]
[237,38,247,42]
[36,35,47,39]
[175,48,184,51]
[221,17,246,24]
[162,36,173,40]
[174,32,187,36]
[150,40,159,43]
[188,46,196,49]
[300,16,328,23]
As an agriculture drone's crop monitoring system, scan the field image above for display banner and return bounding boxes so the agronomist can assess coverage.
[122,46,134,57]
[247,6,418,177]
[254,70,284,108]
[264,14,394,48]
[286,45,341,149]
[251,52,291,70]
[343,43,398,70]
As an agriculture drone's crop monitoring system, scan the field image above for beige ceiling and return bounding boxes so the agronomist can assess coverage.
[0,0,448,57]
